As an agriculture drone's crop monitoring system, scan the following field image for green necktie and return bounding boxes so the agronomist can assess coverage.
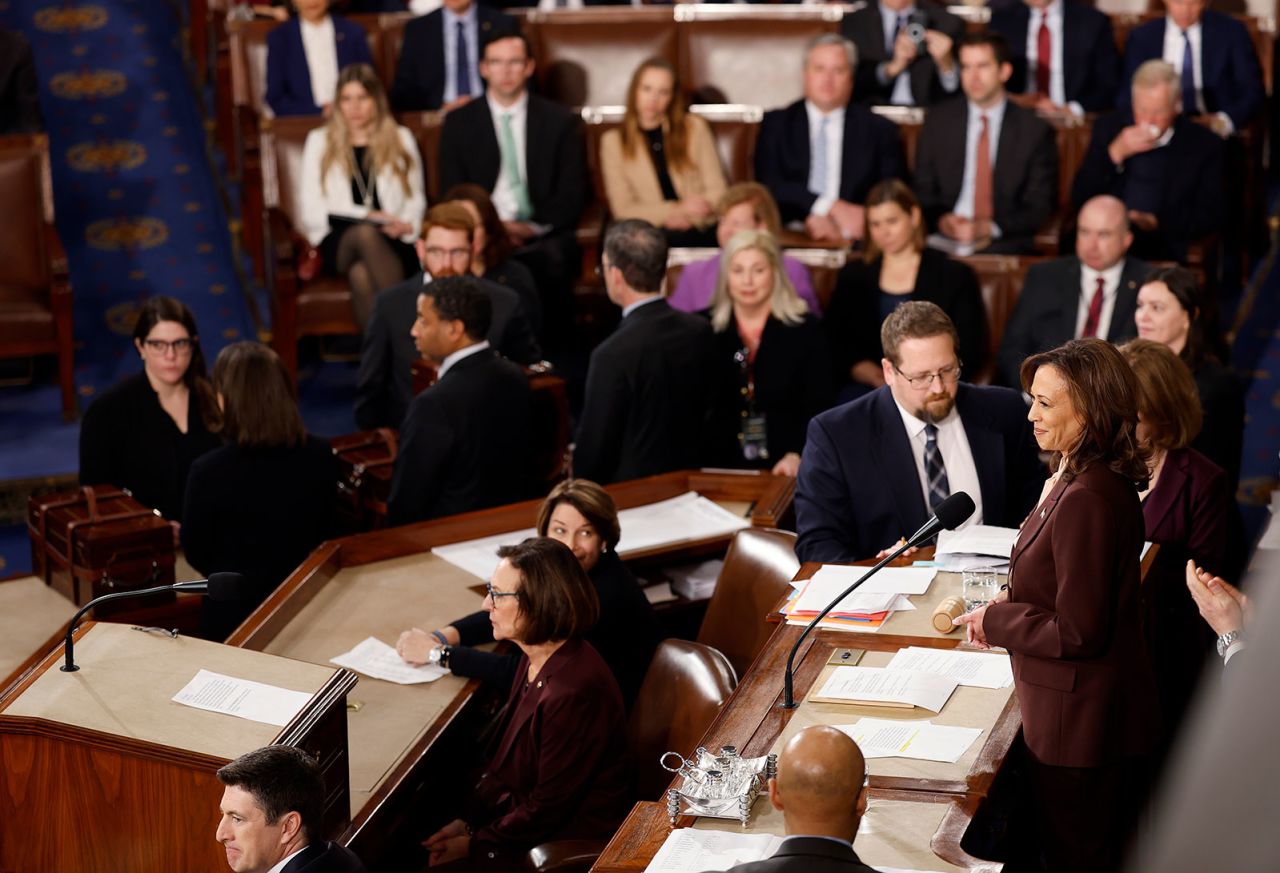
[499,112,533,222]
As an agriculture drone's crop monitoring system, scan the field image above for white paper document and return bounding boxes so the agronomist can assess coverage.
[171,669,311,727]
[807,565,937,596]
[644,828,783,873]
[793,584,902,616]
[432,526,539,580]
[330,637,448,685]
[935,525,1019,558]
[812,667,958,712]
[838,718,983,763]
[885,646,1013,689]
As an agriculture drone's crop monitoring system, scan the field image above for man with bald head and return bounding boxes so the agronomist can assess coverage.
[995,194,1146,387]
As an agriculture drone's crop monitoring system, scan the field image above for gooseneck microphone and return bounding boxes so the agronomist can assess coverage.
[60,572,248,672]
[780,492,975,709]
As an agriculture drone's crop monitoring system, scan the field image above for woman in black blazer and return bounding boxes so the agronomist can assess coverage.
[704,229,831,477]
[826,180,987,398]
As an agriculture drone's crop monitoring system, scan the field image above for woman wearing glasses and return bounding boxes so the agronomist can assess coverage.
[397,479,657,707]
[421,537,631,868]
[79,296,222,521]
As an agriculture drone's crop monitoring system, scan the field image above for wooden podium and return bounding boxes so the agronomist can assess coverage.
[0,622,357,872]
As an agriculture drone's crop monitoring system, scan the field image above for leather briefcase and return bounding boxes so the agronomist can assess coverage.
[331,428,397,532]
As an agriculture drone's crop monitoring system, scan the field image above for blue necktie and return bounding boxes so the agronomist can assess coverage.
[808,115,828,197]
[1180,29,1196,113]
[455,21,472,98]
[924,423,950,512]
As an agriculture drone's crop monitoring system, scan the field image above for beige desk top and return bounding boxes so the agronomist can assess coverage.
[0,576,74,683]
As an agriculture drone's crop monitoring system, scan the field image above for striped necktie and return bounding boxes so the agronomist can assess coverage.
[924,423,951,512]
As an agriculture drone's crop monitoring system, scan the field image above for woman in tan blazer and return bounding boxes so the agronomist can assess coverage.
[599,58,727,245]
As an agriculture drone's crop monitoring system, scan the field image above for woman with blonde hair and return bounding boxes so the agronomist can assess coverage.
[705,229,830,477]
[298,63,426,327]
[599,57,726,246]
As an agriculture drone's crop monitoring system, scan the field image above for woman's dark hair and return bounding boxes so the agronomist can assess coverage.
[862,178,925,263]
[496,537,599,646]
[443,183,514,269]
[1020,338,1150,488]
[1141,265,1225,369]
[132,295,220,431]
[535,479,621,551]
[212,342,307,448]
[1119,339,1203,451]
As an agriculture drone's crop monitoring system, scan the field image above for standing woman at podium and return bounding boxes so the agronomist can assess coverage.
[955,339,1158,873]
[79,296,222,522]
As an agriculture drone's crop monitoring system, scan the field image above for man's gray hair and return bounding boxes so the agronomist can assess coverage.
[805,32,858,70]
[1131,59,1181,105]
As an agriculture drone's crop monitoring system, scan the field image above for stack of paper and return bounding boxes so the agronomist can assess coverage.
[885,647,1013,689]
[837,718,983,763]
[933,525,1018,572]
[780,566,932,632]
[644,829,784,873]
[665,559,724,600]
[810,666,958,712]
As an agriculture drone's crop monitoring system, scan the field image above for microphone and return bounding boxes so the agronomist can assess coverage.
[60,572,248,673]
[780,492,976,709]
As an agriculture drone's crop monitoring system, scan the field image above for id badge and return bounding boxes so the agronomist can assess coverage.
[739,413,769,461]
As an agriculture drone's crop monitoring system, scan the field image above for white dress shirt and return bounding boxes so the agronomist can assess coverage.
[893,398,985,531]
[487,92,530,222]
[804,100,844,217]
[621,294,663,319]
[954,98,1006,237]
[1075,260,1125,339]
[1023,0,1084,117]
[1161,17,1232,132]
[266,848,307,873]
[442,4,480,104]
[299,15,338,110]
[437,339,491,380]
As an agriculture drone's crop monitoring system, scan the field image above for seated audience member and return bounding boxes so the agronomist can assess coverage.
[600,58,727,247]
[264,0,373,117]
[989,0,1120,116]
[705,230,831,477]
[1186,561,1251,665]
[826,180,986,398]
[719,726,878,873]
[1135,266,1243,486]
[1120,338,1232,742]
[796,301,1042,563]
[842,0,963,107]
[1119,0,1263,137]
[667,183,821,316]
[422,538,631,868]
[0,26,42,133]
[79,296,221,521]
[397,479,658,706]
[386,275,532,525]
[390,0,516,112]
[575,220,715,485]
[914,31,1057,254]
[216,745,367,873]
[997,194,1145,387]
[754,33,905,243]
[355,202,541,430]
[298,64,426,328]
[1070,60,1222,264]
[443,183,539,325]
[183,342,336,641]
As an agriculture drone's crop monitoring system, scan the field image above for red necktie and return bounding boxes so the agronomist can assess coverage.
[1036,15,1051,96]
[1082,276,1105,338]
[973,115,993,223]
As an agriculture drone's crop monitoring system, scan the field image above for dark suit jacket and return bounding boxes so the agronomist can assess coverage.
[1191,358,1244,488]
[0,28,41,134]
[280,841,367,873]
[1069,113,1222,263]
[470,639,631,846]
[842,0,963,107]
[914,98,1057,252]
[438,93,587,234]
[390,5,516,111]
[826,248,987,385]
[265,15,373,117]
[984,463,1158,768]
[574,299,716,485]
[995,254,1146,387]
[988,0,1119,113]
[717,837,879,873]
[1119,11,1264,129]
[386,348,532,525]
[354,271,541,430]
[753,100,905,224]
[795,383,1043,562]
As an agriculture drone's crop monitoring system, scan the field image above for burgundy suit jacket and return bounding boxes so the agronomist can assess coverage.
[984,463,1158,768]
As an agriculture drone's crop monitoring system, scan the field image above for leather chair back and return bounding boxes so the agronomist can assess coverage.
[629,639,737,800]
[377,12,416,97]
[397,110,446,203]
[261,115,317,225]
[533,8,678,107]
[697,528,799,678]
[0,140,50,290]
[957,254,1047,383]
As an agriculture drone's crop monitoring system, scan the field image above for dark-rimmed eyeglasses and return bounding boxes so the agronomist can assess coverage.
[892,361,962,389]
[143,338,194,355]
[485,582,519,602]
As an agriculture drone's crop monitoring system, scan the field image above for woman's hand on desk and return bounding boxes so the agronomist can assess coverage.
[396,628,435,665]
[424,819,471,866]
[954,604,992,649]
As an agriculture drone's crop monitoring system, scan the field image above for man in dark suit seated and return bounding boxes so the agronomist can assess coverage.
[355,202,541,430]
[386,275,532,525]
[437,29,586,358]
[753,33,906,244]
[913,31,1057,255]
[1118,0,1263,138]
[796,301,1042,563]
[574,219,714,485]
[841,0,963,108]
[996,194,1146,387]
[720,726,878,873]
[390,0,516,112]
[989,0,1120,116]
[216,745,367,873]
[1070,60,1223,264]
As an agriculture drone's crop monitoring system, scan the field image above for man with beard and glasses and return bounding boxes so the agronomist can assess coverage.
[796,301,1043,562]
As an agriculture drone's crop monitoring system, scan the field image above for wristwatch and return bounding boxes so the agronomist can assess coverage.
[428,645,452,669]
[1216,630,1242,658]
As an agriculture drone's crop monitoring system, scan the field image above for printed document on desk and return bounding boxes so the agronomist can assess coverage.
[172,669,312,727]
[935,525,1018,558]
[644,828,784,873]
[433,526,537,581]
[331,637,449,685]
[837,718,983,763]
[886,646,1013,689]
[810,667,958,711]
[803,565,937,596]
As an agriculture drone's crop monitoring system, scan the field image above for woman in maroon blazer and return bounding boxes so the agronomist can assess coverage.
[956,339,1158,873]
[423,537,631,869]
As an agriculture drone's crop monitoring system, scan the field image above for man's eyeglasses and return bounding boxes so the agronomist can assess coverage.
[893,361,962,389]
[143,338,194,355]
[485,582,519,602]
[424,247,470,261]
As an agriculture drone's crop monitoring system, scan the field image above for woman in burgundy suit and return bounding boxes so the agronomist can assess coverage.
[956,339,1158,873]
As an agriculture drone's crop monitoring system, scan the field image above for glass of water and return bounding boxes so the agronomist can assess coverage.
[962,568,1000,612]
